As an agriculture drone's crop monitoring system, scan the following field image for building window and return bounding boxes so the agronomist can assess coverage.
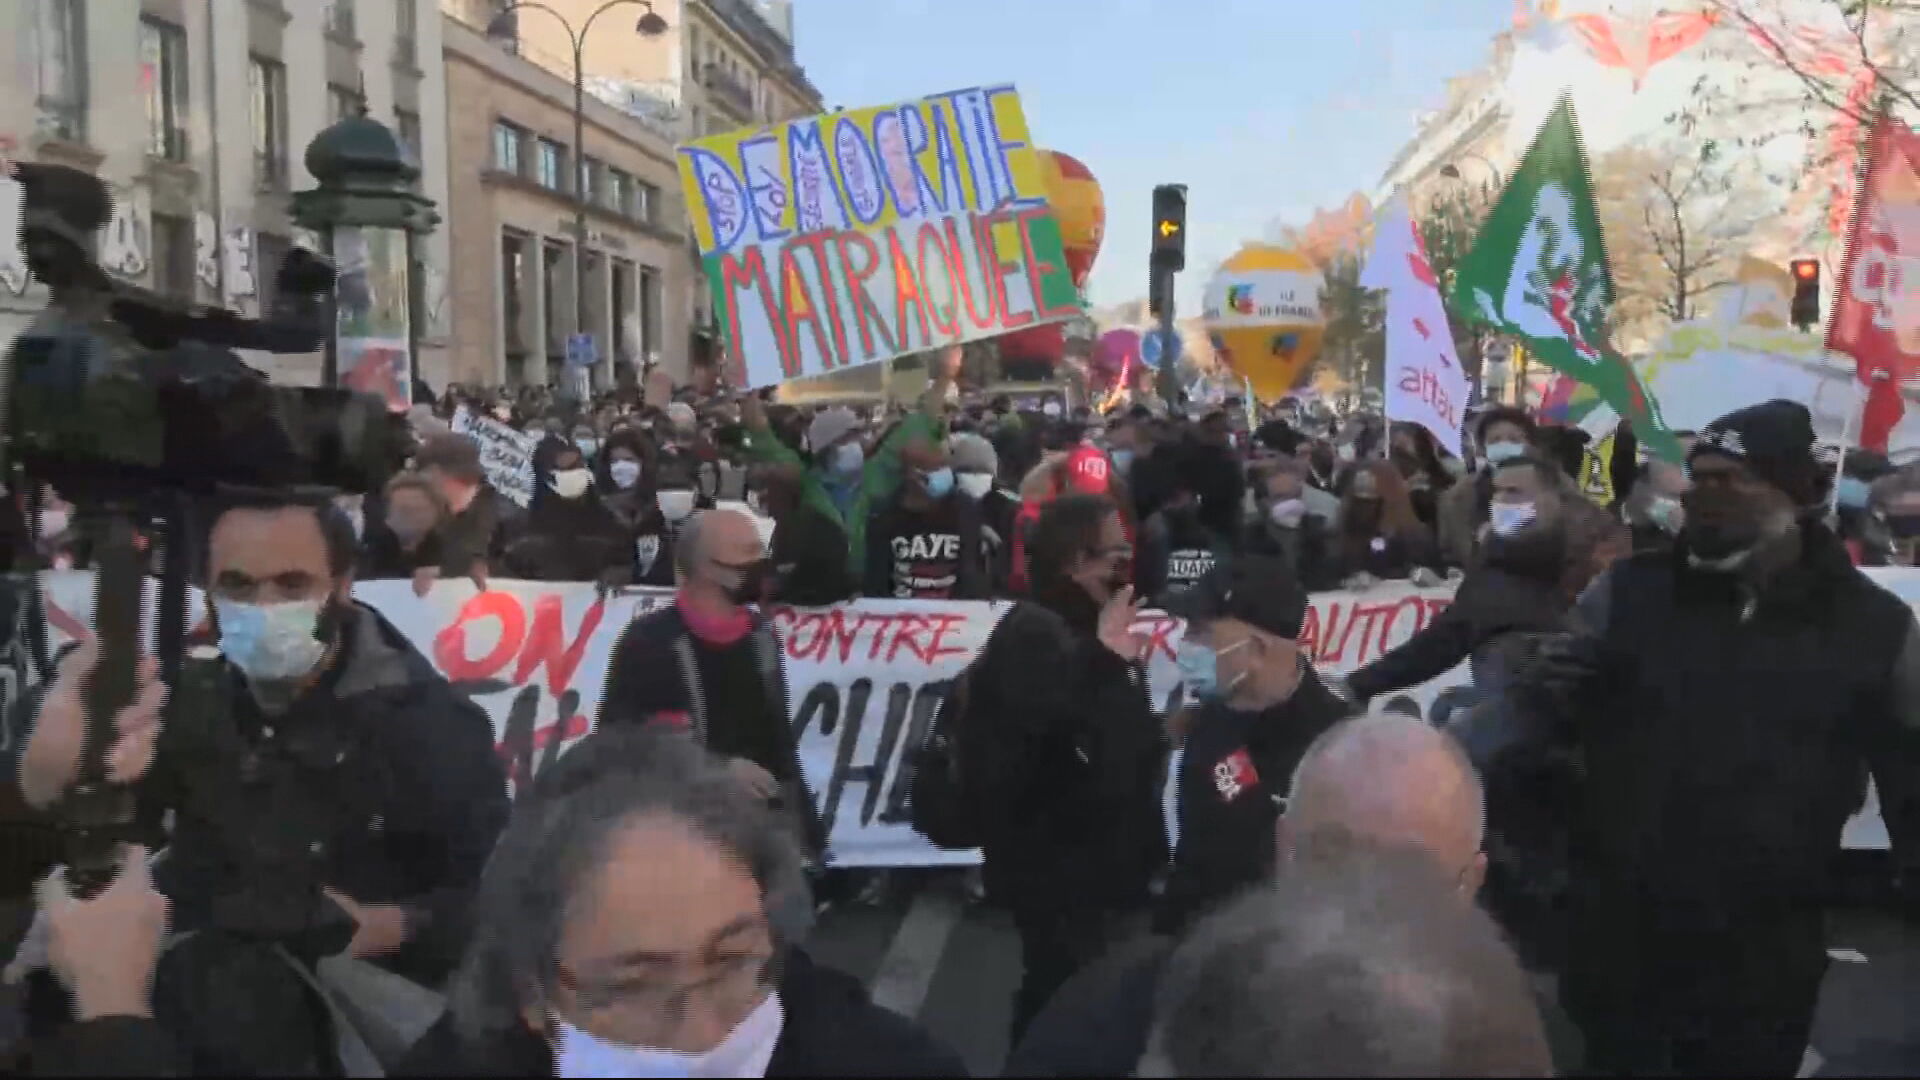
[502,230,529,358]
[394,0,418,64]
[36,0,87,142]
[394,108,422,168]
[493,121,524,174]
[249,56,289,189]
[611,259,635,364]
[325,0,356,40]
[151,212,195,300]
[536,138,565,190]
[634,181,659,224]
[140,18,189,161]
[328,84,359,123]
[639,264,662,364]
[607,169,632,215]
[542,241,570,378]
[255,232,291,315]
[579,156,602,204]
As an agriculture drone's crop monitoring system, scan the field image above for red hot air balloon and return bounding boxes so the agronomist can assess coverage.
[1036,150,1105,288]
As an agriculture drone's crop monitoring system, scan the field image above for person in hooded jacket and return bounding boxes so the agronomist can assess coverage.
[864,437,989,600]
[955,493,1168,1046]
[1156,558,1352,937]
[502,438,631,583]
[949,432,1020,591]
[1439,407,1536,569]
[1137,446,1238,605]
[742,362,950,579]
[1453,399,1920,1078]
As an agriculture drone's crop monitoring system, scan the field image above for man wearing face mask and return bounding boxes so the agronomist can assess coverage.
[863,438,988,600]
[742,364,951,580]
[1439,407,1537,569]
[1242,457,1339,591]
[1623,457,1692,555]
[1156,558,1351,937]
[415,433,525,584]
[1454,398,1920,1078]
[598,508,827,893]
[10,495,509,1073]
[949,433,1019,590]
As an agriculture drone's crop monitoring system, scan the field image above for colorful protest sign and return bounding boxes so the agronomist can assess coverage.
[27,574,1898,864]
[678,86,1082,389]
[450,407,536,507]
[1362,196,1468,457]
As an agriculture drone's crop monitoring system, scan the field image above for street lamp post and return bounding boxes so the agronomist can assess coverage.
[488,1,668,402]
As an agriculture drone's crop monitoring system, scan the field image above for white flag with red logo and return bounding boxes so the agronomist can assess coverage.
[1362,196,1468,457]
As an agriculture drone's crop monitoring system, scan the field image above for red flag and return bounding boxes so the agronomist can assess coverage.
[1829,110,1920,451]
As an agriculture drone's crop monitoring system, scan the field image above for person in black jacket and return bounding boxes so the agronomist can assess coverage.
[863,438,989,600]
[1346,453,1580,707]
[1241,458,1339,592]
[957,493,1168,1045]
[597,508,826,902]
[751,461,853,606]
[1331,460,1444,587]
[1157,558,1352,936]
[414,433,523,583]
[502,438,632,583]
[1453,399,1920,1078]
[401,725,966,1078]
[10,495,509,1074]
[1137,447,1238,605]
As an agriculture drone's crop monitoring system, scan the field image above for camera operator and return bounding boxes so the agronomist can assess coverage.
[8,494,509,1074]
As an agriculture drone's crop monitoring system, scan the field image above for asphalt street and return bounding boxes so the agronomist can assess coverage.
[807,864,1920,1078]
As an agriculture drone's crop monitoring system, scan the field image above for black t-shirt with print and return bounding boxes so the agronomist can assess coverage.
[863,495,987,600]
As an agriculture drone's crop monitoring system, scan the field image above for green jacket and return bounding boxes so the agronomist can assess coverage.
[746,408,943,578]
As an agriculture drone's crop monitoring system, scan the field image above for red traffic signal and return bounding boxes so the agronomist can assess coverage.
[1789,258,1820,330]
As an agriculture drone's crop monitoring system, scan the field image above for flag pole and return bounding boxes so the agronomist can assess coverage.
[1829,376,1867,519]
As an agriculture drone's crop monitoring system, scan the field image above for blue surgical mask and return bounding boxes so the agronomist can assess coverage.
[214,597,330,683]
[1110,449,1135,475]
[576,437,600,459]
[921,467,955,499]
[1175,638,1246,702]
[1489,501,1537,537]
[830,442,865,476]
[1837,475,1871,510]
[1483,441,1526,465]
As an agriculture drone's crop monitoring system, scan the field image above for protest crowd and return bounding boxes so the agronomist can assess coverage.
[0,335,1911,1080]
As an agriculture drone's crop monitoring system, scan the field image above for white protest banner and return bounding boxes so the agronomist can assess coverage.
[28,572,1902,864]
[450,407,536,507]
[1362,195,1468,457]
[678,86,1082,390]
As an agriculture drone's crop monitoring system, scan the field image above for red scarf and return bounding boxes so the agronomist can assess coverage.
[676,589,751,646]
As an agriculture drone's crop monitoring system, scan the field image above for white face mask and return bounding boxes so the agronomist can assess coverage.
[213,597,329,683]
[610,460,644,490]
[1041,401,1062,418]
[550,468,593,499]
[1268,497,1307,528]
[830,442,865,476]
[37,508,70,539]
[657,489,697,521]
[1489,501,1537,537]
[1336,443,1358,463]
[553,993,784,1079]
[956,472,993,499]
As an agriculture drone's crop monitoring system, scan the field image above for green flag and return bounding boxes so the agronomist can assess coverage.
[1449,96,1681,462]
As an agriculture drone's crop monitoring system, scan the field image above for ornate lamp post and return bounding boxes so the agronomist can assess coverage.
[487,1,669,401]
[291,107,440,410]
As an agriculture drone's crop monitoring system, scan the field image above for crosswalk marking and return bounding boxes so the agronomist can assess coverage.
[867,887,966,1019]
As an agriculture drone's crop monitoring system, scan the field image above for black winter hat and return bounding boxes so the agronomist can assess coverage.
[1689,399,1825,505]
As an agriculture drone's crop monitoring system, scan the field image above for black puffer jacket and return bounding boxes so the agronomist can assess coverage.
[962,594,1169,914]
[1455,522,1920,926]
[1347,527,1573,703]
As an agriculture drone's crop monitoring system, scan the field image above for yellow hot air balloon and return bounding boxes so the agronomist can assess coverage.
[1202,245,1326,402]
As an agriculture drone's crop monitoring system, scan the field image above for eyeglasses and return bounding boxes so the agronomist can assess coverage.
[557,951,776,1042]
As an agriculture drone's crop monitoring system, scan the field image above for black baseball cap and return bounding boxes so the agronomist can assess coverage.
[1164,556,1308,640]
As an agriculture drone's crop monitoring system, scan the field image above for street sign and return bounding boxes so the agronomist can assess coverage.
[565,332,597,368]
[1142,326,1175,368]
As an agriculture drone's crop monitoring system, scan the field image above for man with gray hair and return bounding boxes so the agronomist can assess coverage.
[1139,840,1550,1078]
[1004,711,1491,1077]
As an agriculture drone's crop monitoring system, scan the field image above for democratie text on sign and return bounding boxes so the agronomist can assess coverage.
[678,85,1082,389]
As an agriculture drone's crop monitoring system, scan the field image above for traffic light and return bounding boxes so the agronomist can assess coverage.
[1790,258,1820,331]
[1151,184,1187,272]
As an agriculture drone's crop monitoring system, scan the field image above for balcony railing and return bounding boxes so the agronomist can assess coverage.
[702,62,754,117]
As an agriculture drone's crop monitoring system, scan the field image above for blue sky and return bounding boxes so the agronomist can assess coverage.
[791,0,1515,313]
